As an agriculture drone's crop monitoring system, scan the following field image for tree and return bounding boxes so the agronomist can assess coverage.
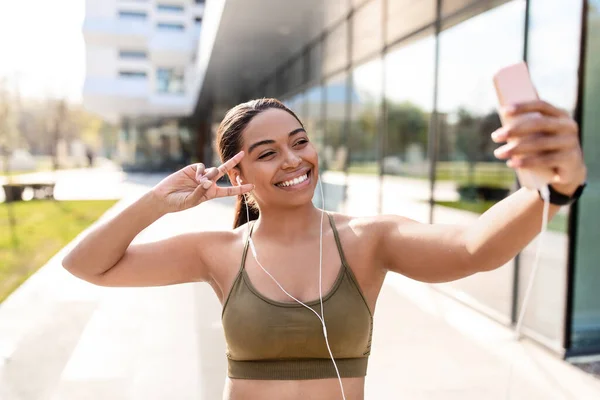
[0,78,20,247]
[385,101,428,160]
[0,79,20,178]
[452,107,503,193]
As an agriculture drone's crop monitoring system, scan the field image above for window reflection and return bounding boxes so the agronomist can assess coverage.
[156,68,184,94]
[345,58,383,216]
[324,73,349,173]
[322,73,350,212]
[382,33,435,222]
[436,0,525,211]
[287,92,305,121]
[442,0,512,20]
[305,86,324,155]
[572,0,600,354]
[307,42,323,84]
[442,0,479,17]
[323,21,348,76]
[515,0,583,350]
[432,0,526,319]
[386,0,436,45]
[349,58,382,175]
[352,0,382,63]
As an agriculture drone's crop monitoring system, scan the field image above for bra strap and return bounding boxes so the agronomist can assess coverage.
[240,221,256,270]
[326,212,350,268]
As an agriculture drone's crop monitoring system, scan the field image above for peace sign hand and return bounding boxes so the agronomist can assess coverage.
[151,151,254,214]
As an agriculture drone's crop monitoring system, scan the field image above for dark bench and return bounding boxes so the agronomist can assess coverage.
[2,183,56,202]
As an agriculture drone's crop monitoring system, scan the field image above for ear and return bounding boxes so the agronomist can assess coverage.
[227,169,242,186]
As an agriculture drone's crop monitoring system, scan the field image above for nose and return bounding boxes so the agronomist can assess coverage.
[281,149,302,169]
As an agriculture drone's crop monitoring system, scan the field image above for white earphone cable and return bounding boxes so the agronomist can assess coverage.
[243,175,346,400]
[505,186,551,399]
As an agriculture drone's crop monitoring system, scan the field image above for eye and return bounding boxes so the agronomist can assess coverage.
[294,139,309,146]
[258,151,275,160]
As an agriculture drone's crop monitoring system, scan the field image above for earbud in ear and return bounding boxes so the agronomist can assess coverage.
[236,176,242,185]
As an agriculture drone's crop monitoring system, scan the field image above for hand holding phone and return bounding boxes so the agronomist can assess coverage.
[493,62,554,190]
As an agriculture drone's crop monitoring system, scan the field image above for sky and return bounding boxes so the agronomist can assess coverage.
[0,0,85,102]
[0,0,582,111]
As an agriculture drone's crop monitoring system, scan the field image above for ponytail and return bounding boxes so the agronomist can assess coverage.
[233,194,259,228]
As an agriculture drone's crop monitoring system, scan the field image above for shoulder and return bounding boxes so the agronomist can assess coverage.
[193,223,249,259]
[176,223,248,285]
[328,212,417,245]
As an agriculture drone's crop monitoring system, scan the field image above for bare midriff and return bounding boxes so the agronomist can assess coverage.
[223,376,365,400]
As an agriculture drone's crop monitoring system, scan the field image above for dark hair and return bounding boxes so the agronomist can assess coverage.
[216,98,304,228]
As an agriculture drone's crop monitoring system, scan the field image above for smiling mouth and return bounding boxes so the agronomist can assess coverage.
[275,170,311,188]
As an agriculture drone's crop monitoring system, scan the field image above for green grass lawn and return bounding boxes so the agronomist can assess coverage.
[345,161,516,188]
[0,199,117,304]
[435,200,568,234]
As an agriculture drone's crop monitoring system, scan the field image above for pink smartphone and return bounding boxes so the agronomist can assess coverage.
[493,62,554,189]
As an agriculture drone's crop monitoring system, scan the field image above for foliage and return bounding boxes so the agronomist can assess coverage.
[385,101,428,157]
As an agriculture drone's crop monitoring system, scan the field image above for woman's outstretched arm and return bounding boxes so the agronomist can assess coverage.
[373,100,586,283]
[62,152,254,287]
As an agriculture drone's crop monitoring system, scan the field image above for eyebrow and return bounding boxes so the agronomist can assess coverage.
[248,128,306,154]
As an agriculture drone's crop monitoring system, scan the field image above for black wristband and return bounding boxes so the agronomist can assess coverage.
[539,182,586,206]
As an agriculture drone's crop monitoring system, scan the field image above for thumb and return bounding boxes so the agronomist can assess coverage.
[189,179,214,204]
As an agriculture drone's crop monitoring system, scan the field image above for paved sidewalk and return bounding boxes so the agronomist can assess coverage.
[1,185,600,399]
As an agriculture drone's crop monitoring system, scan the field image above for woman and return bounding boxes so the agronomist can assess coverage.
[62,98,586,400]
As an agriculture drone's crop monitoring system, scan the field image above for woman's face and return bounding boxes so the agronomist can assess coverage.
[234,108,319,209]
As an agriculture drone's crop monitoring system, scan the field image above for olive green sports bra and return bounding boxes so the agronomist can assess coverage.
[221,213,373,380]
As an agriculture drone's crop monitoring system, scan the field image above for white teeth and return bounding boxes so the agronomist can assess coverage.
[277,173,308,187]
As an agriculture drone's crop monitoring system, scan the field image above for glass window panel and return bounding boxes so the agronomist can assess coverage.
[352,0,383,63]
[324,72,349,174]
[324,0,351,29]
[305,86,325,156]
[323,21,348,76]
[157,4,184,13]
[346,58,383,216]
[349,58,382,175]
[118,11,147,20]
[307,41,323,85]
[442,0,478,17]
[572,0,600,355]
[386,0,436,45]
[119,71,147,79]
[442,0,512,23]
[156,68,184,94]
[278,67,291,98]
[287,92,305,121]
[432,0,526,320]
[288,56,305,93]
[382,33,435,223]
[119,50,147,59]
[323,73,349,212]
[516,0,583,350]
[157,23,185,31]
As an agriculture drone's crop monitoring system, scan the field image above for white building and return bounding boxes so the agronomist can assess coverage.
[82,0,205,169]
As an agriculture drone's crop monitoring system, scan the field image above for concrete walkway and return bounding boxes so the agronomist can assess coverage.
[1,180,600,399]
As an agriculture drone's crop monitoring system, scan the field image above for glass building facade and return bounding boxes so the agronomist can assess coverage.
[205,0,598,356]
